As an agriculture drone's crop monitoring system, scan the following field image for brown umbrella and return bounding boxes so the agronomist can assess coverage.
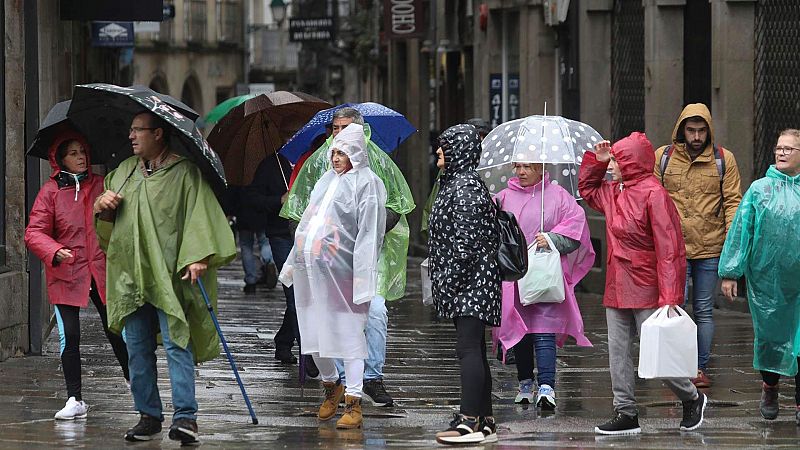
[207,91,331,186]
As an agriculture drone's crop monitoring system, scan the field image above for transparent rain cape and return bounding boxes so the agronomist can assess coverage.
[719,166,800,376]
[281,124,415,301]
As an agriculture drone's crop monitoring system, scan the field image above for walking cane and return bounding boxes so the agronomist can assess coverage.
[196,278,259,424]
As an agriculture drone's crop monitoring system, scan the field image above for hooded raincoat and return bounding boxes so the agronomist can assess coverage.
[492,173,594,350]
[578,132,686,309]
[718,166,800,376]
[654,103,742,259]
[282,123,387,360]
[25,131,107,307]
[428,124,502,326]
[280,124,413,301]
[96,154,236,363]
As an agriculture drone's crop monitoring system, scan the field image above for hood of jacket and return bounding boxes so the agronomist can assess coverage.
[767,164,800,185]
[439,124,481,180]
[328,123,368,171]
[671,103,715,148]
[48,130,92,179]
[611,132,655,185]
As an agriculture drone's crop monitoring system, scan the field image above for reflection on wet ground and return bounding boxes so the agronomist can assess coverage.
[1,257,798,448]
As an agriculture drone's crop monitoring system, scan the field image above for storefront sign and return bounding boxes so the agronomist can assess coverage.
[384,0,425,39]
[289,18,335,42]
[489,74,520,127]
[91,22,135,47]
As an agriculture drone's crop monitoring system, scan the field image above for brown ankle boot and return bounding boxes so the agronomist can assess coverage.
[336,395,363,429]
[319,381,345,421]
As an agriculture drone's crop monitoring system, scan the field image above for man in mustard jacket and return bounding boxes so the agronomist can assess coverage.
[654,103,742,388]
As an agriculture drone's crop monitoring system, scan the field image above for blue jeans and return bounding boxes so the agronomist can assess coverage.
[240,230,273,285]
[337,295,387,381]
[684,257,720,371]
[125,303,197,421]
[513,333,556,387]
[270,236,300,352]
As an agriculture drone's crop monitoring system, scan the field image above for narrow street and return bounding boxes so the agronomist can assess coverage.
[1,257,798,448]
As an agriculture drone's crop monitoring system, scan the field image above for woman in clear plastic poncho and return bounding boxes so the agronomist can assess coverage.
[719,129,800,423]
[280,123,387,429]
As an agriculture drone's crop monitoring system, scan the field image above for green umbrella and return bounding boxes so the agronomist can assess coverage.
[205,94,256,124]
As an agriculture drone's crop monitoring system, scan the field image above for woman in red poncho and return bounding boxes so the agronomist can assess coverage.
[24,130,129,421]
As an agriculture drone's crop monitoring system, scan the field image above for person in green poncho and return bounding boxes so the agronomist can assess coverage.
[280,107,415,407]
[93,112,236,445]
[719,128,800,424]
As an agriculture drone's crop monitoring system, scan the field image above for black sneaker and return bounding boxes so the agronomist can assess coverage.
[760,383,779,420]
[274,349,297,364]
[435,413,483,445]
[243,283,257,294]
[680,392,708,431]
[363,378,394,407]
[124,414,162,441]
[168,418,200,446]
[594,412,641,435]
[304,355,319,379]
[479,416,498,443]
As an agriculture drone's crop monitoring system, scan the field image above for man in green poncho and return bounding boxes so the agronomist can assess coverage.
[281,107,415,407]
[93,112,236,445]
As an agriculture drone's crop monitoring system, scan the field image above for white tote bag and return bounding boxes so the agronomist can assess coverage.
[519,234,565,306]
[638,305,698,379]
[420,258,433,306]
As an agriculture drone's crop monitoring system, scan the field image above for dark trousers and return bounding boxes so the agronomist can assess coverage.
[513,333,557,386]
[54,279,129,400]
[270,236,300,352]
[453,316,493,417]
[760,357,800,404]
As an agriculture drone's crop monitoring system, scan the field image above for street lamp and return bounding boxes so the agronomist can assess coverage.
[270,0,287,27]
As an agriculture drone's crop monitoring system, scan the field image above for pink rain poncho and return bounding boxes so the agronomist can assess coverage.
[493,173,595,351]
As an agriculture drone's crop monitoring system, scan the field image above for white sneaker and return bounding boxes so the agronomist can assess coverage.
[515,379,535,404]
[536,384,556,410]
[54,397,88,420]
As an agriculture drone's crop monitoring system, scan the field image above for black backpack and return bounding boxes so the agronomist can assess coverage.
[659,144,726,217]
[493,199,528,282]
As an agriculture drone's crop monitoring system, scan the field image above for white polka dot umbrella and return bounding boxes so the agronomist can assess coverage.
[477,115,604,199]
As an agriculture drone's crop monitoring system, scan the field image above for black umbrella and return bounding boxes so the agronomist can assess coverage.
[66,83,226,191]
[26,100,76,160]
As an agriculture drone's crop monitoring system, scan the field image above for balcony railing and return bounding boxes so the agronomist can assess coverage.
[217,0,243,44]
[251,28,299,71]
[185,0,207,43]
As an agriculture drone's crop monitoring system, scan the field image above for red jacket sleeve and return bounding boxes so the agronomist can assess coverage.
[647,189,687,306]
[578,151,611,215]
[24,184,64,268]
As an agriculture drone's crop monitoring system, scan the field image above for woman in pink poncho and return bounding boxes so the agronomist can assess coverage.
[493,163,595,410]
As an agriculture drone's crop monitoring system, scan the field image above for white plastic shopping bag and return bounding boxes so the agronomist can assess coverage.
[519,234,565,305]
[420,258,433,306]
[637,305,698,379]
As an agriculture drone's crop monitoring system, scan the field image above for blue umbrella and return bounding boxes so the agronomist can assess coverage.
[278,102,417,163]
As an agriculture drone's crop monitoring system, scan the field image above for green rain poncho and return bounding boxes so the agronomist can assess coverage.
[719,166,800,376]
[96,155,236,363]
[281,124,415,301]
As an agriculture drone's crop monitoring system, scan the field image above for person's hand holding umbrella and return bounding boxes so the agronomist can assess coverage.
[93,189,123,222]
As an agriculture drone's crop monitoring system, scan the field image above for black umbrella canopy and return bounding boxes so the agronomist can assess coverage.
[26,100,74,160]
[67,83,226,191]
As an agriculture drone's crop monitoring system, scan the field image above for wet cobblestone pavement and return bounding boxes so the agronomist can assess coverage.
[1,257,799,448]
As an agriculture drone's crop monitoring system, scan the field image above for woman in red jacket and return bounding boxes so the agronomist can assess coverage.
[24,130,129,420]
[578,132,706,435]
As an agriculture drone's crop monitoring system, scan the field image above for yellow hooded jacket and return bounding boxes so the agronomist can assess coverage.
[654,103,743,259]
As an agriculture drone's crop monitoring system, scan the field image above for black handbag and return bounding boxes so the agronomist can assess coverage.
[493,199,528,281]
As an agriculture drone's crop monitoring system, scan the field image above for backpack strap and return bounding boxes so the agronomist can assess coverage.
[659,145,674,186]
[713,145,726,217]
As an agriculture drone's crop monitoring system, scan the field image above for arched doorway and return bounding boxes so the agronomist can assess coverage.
[181,75,203,112]
[149,74,169,95]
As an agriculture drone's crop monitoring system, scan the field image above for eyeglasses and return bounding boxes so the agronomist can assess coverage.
[774,146,800,156]
[129,127,157,134]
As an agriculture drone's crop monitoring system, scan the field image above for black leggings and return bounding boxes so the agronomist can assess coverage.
[760,357,800,405]
[55,279,129,400]
[453,316,493,417]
